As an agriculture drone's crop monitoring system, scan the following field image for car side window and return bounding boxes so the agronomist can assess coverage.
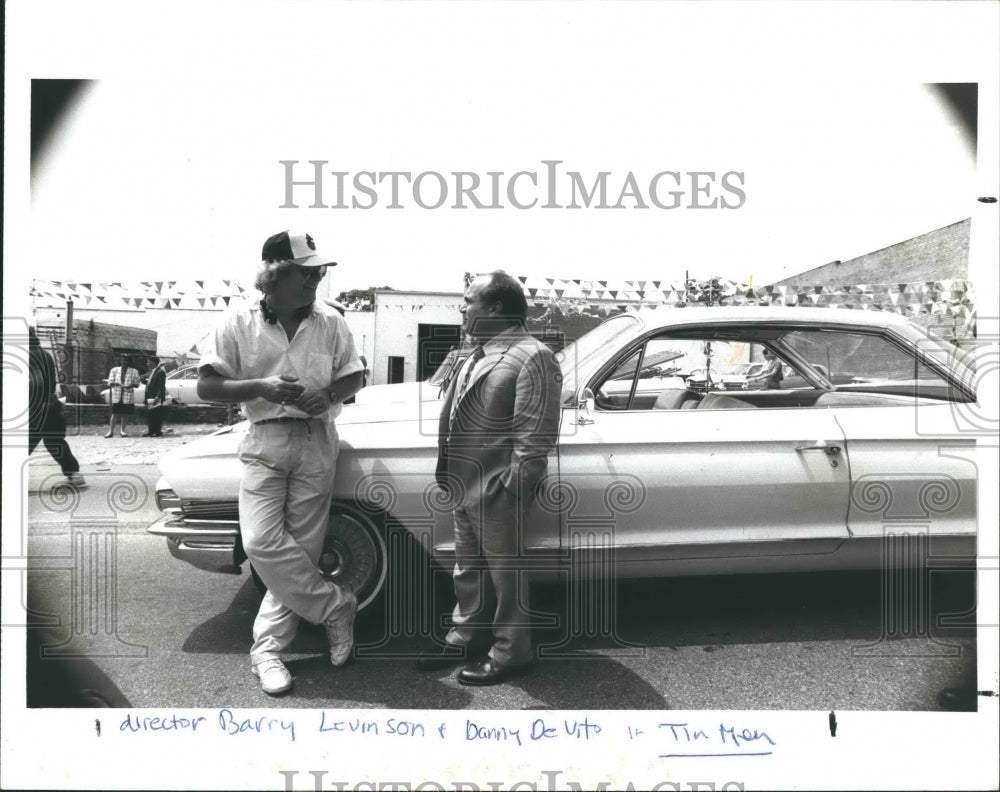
[593,337,769,411]
[595,349,642,410]
[782,329,950,388]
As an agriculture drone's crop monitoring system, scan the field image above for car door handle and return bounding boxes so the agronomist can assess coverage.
[795,441,841,455]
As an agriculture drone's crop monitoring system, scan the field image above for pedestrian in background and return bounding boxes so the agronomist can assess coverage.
[197,230,365,696]
[143,358,170,437]
[105,354,140,437]
[749,347,783,390]
[28,327,86,487]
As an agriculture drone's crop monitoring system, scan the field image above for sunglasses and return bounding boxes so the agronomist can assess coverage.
[289,264,327,281]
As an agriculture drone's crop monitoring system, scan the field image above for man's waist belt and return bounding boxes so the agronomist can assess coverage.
[253,417,316,426]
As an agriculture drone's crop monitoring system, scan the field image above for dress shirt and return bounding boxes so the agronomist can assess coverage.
[448,345,485,429]
[199,299,364,424]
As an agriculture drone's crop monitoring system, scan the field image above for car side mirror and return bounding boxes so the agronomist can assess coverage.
[577,387,595,425]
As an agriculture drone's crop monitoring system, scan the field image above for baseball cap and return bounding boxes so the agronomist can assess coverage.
[261,231,337,267]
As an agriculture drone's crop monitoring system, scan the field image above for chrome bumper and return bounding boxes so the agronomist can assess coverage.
[147,514,241,574]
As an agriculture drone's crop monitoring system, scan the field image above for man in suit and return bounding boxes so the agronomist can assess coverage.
[143,358,169,437]
[419,271,562,685]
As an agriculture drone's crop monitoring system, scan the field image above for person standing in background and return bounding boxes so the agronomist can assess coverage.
[143,358,169,437]
[105,353,140,438]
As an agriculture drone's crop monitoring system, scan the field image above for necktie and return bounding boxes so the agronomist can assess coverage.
[449,345,485,429]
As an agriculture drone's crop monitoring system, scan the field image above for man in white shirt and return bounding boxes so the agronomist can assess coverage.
[197,230,365,695]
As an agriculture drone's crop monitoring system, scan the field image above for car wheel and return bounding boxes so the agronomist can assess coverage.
[245,504,443,622]
[318,504,388,612]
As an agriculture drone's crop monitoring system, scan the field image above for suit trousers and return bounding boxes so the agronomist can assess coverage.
[237,420,352,665]
[445,501,534,666]
[146,405,164,436]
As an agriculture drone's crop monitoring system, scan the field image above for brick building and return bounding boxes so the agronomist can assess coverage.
[34,315,157,399]
[774,218,969,290]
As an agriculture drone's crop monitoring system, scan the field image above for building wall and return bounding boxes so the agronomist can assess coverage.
[371,291,463,385]
[342,311,375,377]
[774,218,970,291]
[39,306,223,360]
[34,315,159,394]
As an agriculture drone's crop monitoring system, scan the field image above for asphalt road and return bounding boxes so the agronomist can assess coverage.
[22,436,977,711]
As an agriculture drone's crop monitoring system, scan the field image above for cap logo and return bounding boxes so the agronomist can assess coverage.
[305,234,316,251]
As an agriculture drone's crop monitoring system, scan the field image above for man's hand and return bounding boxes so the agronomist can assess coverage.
[258,374,306,405]
[295,388,333,416]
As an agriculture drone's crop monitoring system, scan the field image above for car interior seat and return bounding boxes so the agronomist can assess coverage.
[696,393,758,409]
[652,389,702,410]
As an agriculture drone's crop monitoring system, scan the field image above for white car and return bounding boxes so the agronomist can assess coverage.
[149,307,979,614]
[719,361,766,390]
[101,364,208,406]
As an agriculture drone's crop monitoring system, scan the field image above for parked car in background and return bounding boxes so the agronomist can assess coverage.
[149,307,979,616]
[101,364,208,406]
[719,361,766,390]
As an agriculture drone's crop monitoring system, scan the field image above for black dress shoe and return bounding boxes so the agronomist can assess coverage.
[457,656,530,687]
[416,637,494,671]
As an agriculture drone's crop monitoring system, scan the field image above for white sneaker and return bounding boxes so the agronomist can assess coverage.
[251,658,293,695]
[66,473,87,487]
[324,591,358,667]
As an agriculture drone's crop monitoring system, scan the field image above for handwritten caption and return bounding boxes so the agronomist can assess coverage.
[119,712,776,758]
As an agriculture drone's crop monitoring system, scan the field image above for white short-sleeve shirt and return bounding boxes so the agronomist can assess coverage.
[199,299,364,424]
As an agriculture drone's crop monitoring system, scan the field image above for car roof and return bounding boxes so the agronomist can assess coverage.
[628,305,914,332]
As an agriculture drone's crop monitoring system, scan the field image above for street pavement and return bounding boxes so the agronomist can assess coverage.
[27,422,226,483]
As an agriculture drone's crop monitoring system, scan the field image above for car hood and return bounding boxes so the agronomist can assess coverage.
[354,381,444,404]
[158,402,443,499]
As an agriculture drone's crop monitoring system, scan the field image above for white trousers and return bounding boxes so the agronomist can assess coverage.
[237,420,351,664]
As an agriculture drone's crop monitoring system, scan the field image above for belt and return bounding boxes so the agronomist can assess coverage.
[253,417,315,426]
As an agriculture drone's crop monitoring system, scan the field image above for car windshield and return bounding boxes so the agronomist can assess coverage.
[427,351,468,386]
[556,314,643,403]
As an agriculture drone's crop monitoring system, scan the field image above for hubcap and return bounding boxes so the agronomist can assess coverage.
[319,510,386,610]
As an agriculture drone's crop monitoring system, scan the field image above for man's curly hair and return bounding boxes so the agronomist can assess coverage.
[254,260,296,295]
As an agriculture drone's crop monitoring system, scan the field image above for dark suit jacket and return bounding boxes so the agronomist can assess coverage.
[436,326,562,516]
[146,366,167,404]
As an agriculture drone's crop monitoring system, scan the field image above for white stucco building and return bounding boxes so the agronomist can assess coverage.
[368,290,464,385]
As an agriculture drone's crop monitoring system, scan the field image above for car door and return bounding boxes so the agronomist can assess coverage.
[168,366,200,404]
[777,326,978,548]
[557,336,852,566]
